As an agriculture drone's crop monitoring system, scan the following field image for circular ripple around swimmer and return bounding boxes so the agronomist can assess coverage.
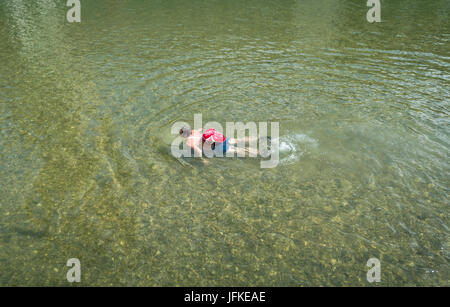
[121,41,304,166]
[131,67,279,157]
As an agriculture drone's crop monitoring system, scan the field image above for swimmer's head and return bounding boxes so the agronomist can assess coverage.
[179,126,191,138]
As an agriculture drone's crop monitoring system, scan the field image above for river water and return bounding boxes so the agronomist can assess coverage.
[0,0,448,286]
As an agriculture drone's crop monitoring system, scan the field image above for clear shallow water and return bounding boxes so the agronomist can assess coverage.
[0,0,449,286]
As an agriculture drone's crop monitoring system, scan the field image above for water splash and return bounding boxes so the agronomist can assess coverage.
[274,133,319,165]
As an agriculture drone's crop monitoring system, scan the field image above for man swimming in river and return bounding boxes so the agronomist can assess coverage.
[179,126,260,164]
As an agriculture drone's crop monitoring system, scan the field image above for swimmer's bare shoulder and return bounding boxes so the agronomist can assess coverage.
[178,126,208,165]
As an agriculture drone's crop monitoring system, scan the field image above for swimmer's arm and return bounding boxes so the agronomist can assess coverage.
[191,144,208,165]
[191,144,203,157]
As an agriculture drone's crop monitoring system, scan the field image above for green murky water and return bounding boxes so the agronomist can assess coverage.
[0,0,449,286]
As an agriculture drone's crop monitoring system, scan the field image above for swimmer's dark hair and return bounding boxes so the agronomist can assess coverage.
[179,126,191,138]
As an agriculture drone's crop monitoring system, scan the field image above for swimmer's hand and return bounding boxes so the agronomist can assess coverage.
[202,158,209,165]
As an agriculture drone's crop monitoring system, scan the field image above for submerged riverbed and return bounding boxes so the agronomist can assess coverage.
[0,0,448,286]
